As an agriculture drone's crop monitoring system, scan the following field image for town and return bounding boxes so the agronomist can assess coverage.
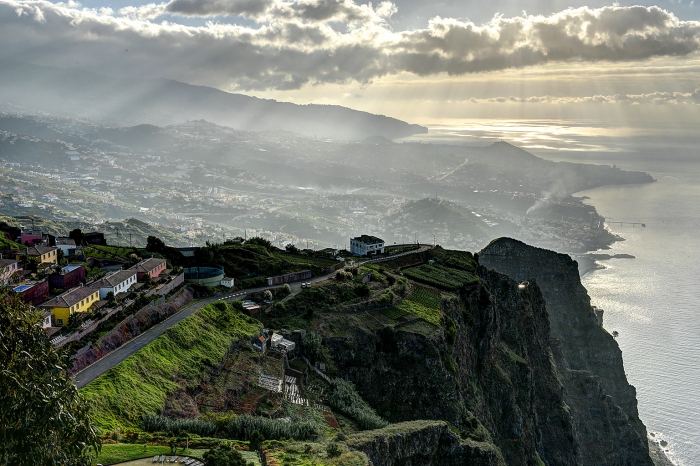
[0,111,651,257]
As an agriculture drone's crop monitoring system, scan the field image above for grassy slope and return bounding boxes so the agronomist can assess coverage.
[0,235,21,250]
[81,302,261,431]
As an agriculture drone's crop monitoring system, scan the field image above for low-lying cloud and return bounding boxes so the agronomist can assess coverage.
[1,0,700,90]
[465,88,700,105]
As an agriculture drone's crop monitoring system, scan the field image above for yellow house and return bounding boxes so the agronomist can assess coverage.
[19,245,58,265]
[39,285,100,326]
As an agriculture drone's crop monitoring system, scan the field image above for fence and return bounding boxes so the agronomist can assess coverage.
[145,272,184,297]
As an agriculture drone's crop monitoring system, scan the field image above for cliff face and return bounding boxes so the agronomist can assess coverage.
[479,238,652,466]
[327,265,580,465]
[346,420,504,466]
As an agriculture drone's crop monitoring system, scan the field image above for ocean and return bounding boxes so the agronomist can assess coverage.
[578,164,700,466]
[401,121,700,465]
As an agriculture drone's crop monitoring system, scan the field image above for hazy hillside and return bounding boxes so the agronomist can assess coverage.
[0,62,427,141]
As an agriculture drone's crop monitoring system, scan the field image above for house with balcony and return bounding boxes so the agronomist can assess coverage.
[39,285,100,326]
[350,235,385,256]
[93,270,137,299]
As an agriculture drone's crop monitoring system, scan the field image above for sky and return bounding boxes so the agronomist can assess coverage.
[1,0,700,127]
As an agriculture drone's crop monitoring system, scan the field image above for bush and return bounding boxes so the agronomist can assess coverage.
[326,442,342,458]
[378,291,395,305]
[353,284,370,297]
[226,414,321,441]
[327,379,388,431]
[142,414,217,436]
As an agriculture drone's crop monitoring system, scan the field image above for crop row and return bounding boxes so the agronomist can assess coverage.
[402,264,478,291]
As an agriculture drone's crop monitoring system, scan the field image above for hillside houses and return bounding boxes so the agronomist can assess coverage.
[40,285,100,326]
[20,245,58,265]
[129,257,167,281]
[94,270,137,299]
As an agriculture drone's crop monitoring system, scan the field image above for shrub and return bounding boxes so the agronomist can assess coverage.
[353,284,370,297]
[226,414,321,441]
[327,379,388,430]
[142,414,217,436]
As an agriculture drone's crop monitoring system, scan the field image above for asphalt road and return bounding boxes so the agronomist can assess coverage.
[73,244,432,388]
[73,290,247,388]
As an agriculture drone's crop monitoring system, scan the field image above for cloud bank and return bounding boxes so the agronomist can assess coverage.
[464,89,700,105]
[1,0,700,90]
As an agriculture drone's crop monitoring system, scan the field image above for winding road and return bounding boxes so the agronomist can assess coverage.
[73,244,432,389]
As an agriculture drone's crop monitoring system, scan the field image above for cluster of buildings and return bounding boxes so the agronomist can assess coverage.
[1,230,168,329]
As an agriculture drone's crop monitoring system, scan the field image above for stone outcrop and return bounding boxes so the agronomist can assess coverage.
[328,259,580,465]
[479,237,652,466]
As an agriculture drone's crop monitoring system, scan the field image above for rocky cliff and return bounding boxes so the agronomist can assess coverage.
[326,264,576,464]
[346,420,504,466]
[479,238,652,465]
[319,240,653,465]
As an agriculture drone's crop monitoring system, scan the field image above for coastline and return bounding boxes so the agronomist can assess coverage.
[575,253,636,278]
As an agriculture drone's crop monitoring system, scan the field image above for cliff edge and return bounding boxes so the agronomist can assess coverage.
[480,237,652,465]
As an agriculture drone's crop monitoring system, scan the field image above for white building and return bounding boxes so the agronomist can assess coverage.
[350,235,385,256]
[270,333,295,352]
[55,237,77,256]
[221,277,235,288]
[94,270,137,299]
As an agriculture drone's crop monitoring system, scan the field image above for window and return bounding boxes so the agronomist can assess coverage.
[57,318,63,325]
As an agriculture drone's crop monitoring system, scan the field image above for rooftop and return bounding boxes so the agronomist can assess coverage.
[352,235,384,245]
[40,285,99,308]
[56,237,76,246]
[61,264,83,273]
[130,257,166,273]
[24,245,57,256]
[95,270,137,287]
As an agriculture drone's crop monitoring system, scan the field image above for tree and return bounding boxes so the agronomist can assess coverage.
[249,430,265,451]
[203,443,247,466]
[146,235,166,253]
[68,228,84,245]
[285,243,299,254]
[0,288,100,465]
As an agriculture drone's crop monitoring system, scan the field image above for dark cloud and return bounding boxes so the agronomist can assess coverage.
[0,1,699,91]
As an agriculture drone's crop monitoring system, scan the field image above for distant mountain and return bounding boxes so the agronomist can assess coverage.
[0,61,427,140]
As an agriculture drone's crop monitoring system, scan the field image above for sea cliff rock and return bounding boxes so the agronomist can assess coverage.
[479,237,653,466]
[346,420,504,466]
[327,260,579,465]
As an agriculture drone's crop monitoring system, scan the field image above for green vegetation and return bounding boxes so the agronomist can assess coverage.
[378,307,408,320]
[96,444,207,464]
[327,379,388,431]
[226,414,323,442]
[0,289,100,466]
[81,302,261,431]
[203,443,249,466]
[402,264,478,291]
[262,441,368,466]
[0,235,21,250]
[142,414,217,436]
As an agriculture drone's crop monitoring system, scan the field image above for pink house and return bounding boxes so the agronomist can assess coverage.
[129,258,167,281]
[20,230,43,246]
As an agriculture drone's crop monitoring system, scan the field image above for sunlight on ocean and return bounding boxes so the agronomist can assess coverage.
[401,120,700,465]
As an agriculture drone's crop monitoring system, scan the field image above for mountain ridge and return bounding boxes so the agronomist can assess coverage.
[0,61,427,140]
